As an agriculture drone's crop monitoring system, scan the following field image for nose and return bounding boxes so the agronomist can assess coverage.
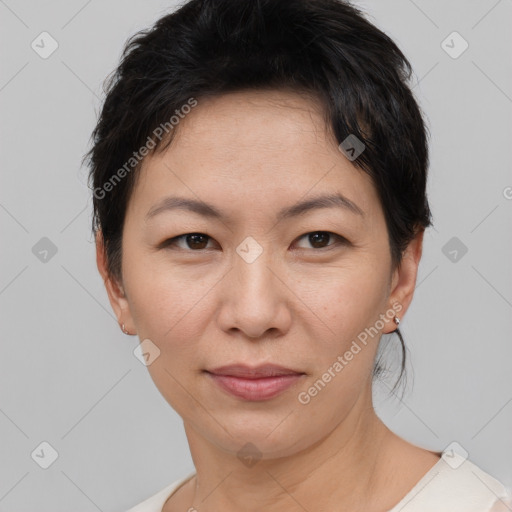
[216,244,292,340]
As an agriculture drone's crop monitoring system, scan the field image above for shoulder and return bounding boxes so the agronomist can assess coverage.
[389,452,511,512]
[124,472,196,512]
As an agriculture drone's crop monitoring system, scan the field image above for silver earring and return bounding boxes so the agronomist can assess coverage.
[121,323,130,335]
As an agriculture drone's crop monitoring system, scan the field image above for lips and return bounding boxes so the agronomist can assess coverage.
[204,364,305,401]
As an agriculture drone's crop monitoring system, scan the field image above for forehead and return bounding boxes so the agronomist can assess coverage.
[173,89,332,154]
[129,89,382,225]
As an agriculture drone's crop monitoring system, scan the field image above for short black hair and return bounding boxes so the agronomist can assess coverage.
[85,0,433,392]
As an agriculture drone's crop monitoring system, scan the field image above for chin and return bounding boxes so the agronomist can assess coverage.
[202,411,314,461]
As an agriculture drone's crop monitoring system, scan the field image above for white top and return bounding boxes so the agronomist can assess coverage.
[125,452,512,512]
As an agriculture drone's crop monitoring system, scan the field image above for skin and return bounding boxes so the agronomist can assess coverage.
[96,89,440,512]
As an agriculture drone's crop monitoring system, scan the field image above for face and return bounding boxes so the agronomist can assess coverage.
[98,89,423,459]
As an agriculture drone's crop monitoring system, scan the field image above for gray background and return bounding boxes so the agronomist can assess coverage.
[1,0,511,510]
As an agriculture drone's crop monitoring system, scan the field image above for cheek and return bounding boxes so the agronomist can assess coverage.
[295,259,389,340]
[123,251,217,350]
[292,267,387,415]
[290,264,390,403]
[124,261,214,414]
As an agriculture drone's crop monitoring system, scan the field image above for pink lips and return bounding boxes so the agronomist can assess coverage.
[205,364,305,401]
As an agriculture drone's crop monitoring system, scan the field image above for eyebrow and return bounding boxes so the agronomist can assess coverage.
[145,192,364,222]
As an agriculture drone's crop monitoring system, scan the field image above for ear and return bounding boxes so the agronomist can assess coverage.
[384,229,425,333]
[95,230,136,334]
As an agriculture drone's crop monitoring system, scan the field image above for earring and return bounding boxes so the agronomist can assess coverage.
[121,323,130,335]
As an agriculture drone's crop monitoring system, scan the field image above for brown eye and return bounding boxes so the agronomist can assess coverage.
[161,233,213,250]
[295,231,347,250]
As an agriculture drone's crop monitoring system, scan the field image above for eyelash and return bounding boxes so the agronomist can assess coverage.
[159,231,349,252]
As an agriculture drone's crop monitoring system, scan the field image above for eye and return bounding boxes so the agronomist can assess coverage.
[160,233,216,251]
[294,231,348,250]
[159,231,349,252]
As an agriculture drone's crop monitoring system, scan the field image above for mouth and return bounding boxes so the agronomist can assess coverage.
[207,364,304,379]
[204,364,306,401]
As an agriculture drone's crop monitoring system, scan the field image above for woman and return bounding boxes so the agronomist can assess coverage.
[85,0,511,510]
